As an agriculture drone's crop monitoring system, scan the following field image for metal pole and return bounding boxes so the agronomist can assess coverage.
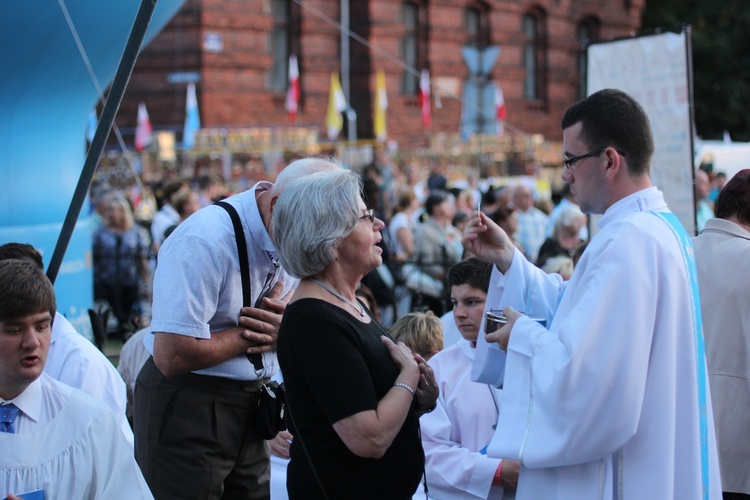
[340,0,356,141]
[46,0,157,284]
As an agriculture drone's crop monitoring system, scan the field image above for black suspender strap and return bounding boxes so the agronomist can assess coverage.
[215,201,264,373]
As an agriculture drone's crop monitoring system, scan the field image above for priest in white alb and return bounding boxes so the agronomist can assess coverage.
[463,89,722,499]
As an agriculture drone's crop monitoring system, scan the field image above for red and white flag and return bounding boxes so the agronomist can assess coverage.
[495,86,507,136]
[418,69,431,128]
[135,102,153,151]
[285,55,300,122]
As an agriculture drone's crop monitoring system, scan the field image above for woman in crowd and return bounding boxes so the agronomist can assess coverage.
[489,206,525,256]
[388,189,419,316]
[92,191,150,338]
[162,187,202,239]
[411,192,463,315]
[535,204,586,268]
[273,167,438,499]
[389,189,419,263]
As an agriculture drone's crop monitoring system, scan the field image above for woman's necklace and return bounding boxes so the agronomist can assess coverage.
[309,277,365,317]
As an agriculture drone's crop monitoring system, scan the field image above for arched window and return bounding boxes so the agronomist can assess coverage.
[465,2,491,49]
[268,0,300,92]
[401,1,427,94]
[522,9,546,102]
[577,16,600,98]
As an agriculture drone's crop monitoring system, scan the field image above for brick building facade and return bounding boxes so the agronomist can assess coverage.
[118,0,644,150]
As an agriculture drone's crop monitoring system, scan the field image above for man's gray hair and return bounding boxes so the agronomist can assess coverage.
[272,169,363,278]
[270,156,344,198]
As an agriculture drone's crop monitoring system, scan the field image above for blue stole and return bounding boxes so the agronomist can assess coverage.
[651,211,709,500]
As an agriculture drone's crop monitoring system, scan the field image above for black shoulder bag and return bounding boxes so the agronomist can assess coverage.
[216,201,286,440]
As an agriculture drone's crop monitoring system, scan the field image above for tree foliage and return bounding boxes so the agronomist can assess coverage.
[642,0,750,141]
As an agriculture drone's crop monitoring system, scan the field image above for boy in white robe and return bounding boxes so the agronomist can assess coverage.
[0,242,132,445]
[464,89,722,499]
[0,260,152,499]
[420,257,519,499]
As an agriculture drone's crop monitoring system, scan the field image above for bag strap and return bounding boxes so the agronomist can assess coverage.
[215,201,264,372]
[284,397,330,500]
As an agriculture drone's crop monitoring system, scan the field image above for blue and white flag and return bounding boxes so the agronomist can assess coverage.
[86,107,98,143]
[183,83,201,149]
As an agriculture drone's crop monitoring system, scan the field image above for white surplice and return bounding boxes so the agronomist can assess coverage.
[0,373,153,499]
[421,339,511,499]
[473,187,722,499]
[44,312,132,446]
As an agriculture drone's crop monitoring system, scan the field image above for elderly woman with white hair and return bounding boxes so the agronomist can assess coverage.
[535,203,586,269]
[273,167,438,500]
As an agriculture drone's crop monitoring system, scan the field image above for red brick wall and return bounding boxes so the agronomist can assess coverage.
[120,0,643,147]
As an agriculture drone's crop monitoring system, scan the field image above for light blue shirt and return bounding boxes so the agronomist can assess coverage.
[146,182,298,380]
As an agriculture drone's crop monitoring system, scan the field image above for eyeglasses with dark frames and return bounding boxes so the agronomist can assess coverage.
[563,147,626,170]
[358,209,375,223]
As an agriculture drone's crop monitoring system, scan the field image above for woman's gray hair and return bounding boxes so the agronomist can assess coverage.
[272,169,363,278]
[553,204,584,236]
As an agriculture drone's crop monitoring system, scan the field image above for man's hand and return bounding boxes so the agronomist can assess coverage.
[500,459,521,491]
[267,430,293,459]
[462,212,516,273]
[485,307,522,351]
[238,282,292,354]
[413,352,438,414]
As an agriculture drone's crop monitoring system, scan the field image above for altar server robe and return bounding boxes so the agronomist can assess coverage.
[0,374,153,499]
[421,339,511,499]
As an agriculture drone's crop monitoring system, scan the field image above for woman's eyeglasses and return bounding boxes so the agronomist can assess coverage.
[358,209,375,223]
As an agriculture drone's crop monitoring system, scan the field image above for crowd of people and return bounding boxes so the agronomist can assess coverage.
[1,88,747,500]
[88,146,588,339]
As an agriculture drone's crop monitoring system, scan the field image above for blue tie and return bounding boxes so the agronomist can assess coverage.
[0,403,20,433]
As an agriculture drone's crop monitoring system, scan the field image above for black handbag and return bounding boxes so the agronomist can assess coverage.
[216,201,287,439]
[252,379,287,439]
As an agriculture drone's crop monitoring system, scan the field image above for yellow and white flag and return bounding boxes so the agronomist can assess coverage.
[326,73,347,140]
[374,71,388,142]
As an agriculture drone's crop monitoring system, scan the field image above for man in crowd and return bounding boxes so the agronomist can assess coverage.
[464,89,721,498]
[134,157,339,499]
[693,169,750,499]
[150,179,189,252]
[695,168,715,233]
[0,260,150,498]
[512,184,548,263]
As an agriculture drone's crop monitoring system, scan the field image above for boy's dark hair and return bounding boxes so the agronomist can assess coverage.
[0,243,44,270]
[448,257,492,294]
[715,169,750,225]
[561,88,654,177]
[0,260,56,322]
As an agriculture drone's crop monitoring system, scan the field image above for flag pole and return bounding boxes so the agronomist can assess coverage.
[46,0,157,284]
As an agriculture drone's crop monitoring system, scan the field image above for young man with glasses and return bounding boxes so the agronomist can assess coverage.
[464,88,722,498]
